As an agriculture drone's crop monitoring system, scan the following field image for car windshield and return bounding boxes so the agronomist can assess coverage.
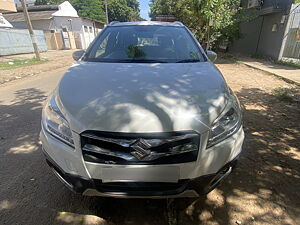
[83,25,205,63]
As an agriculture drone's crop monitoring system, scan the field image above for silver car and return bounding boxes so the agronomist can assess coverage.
[40,21,244,198]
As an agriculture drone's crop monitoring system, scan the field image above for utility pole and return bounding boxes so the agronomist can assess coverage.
[20,0,41,60]
[105,0,109,24]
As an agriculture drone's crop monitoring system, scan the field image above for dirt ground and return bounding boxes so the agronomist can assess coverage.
[0,50,76,85]
[180,60,300,225]
[0,56,299,225]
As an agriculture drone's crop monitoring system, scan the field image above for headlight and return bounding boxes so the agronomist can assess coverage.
[42,96,74,147]
[206,100,242,149]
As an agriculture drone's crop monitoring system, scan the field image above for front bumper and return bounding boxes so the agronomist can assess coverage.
[40,126,244,198]
[43,148,238,198]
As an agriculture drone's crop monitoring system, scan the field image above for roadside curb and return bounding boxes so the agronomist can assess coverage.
[238,61,300,86]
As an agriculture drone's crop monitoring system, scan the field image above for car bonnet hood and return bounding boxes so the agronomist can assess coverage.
[57,62,230,134]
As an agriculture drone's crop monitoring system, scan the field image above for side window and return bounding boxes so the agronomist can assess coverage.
[175,33,199,60]
[95,33,110,57]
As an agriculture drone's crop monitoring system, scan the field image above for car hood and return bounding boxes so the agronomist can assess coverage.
[57,61,230,134]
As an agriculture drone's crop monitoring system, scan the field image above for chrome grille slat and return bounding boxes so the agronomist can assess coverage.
[80,131,200,165]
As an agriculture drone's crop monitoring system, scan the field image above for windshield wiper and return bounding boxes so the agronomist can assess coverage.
[176,59,200,63]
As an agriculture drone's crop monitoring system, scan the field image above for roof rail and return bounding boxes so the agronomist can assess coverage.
[173,21,184,26]
[109,21,120,25]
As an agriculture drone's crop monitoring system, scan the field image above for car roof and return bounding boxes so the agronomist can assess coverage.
[107,21,184,27]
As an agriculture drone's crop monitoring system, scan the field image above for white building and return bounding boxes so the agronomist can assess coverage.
[0,13,13,28]
[14,0,35,7]
[4,1,104,49]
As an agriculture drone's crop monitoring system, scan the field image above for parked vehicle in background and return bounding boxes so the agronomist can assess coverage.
[40,21,244,198]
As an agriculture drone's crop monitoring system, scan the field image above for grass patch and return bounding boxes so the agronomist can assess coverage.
[220,54,235,60]
[277,60,300,69]
[0,58,48,70]
[272,87,297,102]
[216,53,237,63]
[250,54,272,61]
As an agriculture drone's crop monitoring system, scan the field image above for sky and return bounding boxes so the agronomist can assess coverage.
[138,0,151,20]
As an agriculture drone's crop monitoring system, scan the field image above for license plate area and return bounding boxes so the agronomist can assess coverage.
[101,166,179,183]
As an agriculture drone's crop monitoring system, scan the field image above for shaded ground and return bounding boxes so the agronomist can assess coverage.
[0,58,299,225]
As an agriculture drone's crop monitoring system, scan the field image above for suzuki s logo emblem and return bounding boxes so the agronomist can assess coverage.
[130,139,152,160]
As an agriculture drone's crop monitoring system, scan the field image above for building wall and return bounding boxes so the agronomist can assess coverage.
[81,18,96,48]
[52,16,83,32]
[256,12,287,59]
[241,0,293,10]
[261,0,293,10]
[12,16,87,33]
[10,16,99,50]
[230,16,263,56]
[230,1,293,59]
[11,19,52,30]
[14,0,35,7]
[0,28,47,55]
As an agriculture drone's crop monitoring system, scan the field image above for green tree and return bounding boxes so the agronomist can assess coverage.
[149,0,243,49]
[149,0,175,19]
[108,0,140,22]
[71,0,106,23]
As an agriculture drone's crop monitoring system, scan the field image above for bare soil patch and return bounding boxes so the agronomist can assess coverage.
[175,60,300,225]
[0,50,75,86]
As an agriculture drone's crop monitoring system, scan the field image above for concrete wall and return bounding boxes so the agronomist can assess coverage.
[241,0,293,10]
[44,32,58,50]
[230,0,294,59]
[230,12,288,59]
[0,28,47,55]
[52,16,83,32]
[11,20,52,30]
[9,15,101,50]
[261,0,293,10]
[15,0,35,7]
[256,12,287,59]
[230,16,263,56]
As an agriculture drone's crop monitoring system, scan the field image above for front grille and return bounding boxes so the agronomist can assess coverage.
[80,131,200,165]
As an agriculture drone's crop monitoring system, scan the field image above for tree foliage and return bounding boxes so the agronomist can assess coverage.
[149,0,244,49]
[108,0,141,22]
[35,0,141,23]
[70,0,106,23]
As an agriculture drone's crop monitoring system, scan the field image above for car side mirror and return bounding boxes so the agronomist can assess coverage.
[72,50,85,61]
[207,50,217,62]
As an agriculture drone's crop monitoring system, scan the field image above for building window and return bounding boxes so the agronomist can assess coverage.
[84,26,88,32]
[89,27,93,33]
